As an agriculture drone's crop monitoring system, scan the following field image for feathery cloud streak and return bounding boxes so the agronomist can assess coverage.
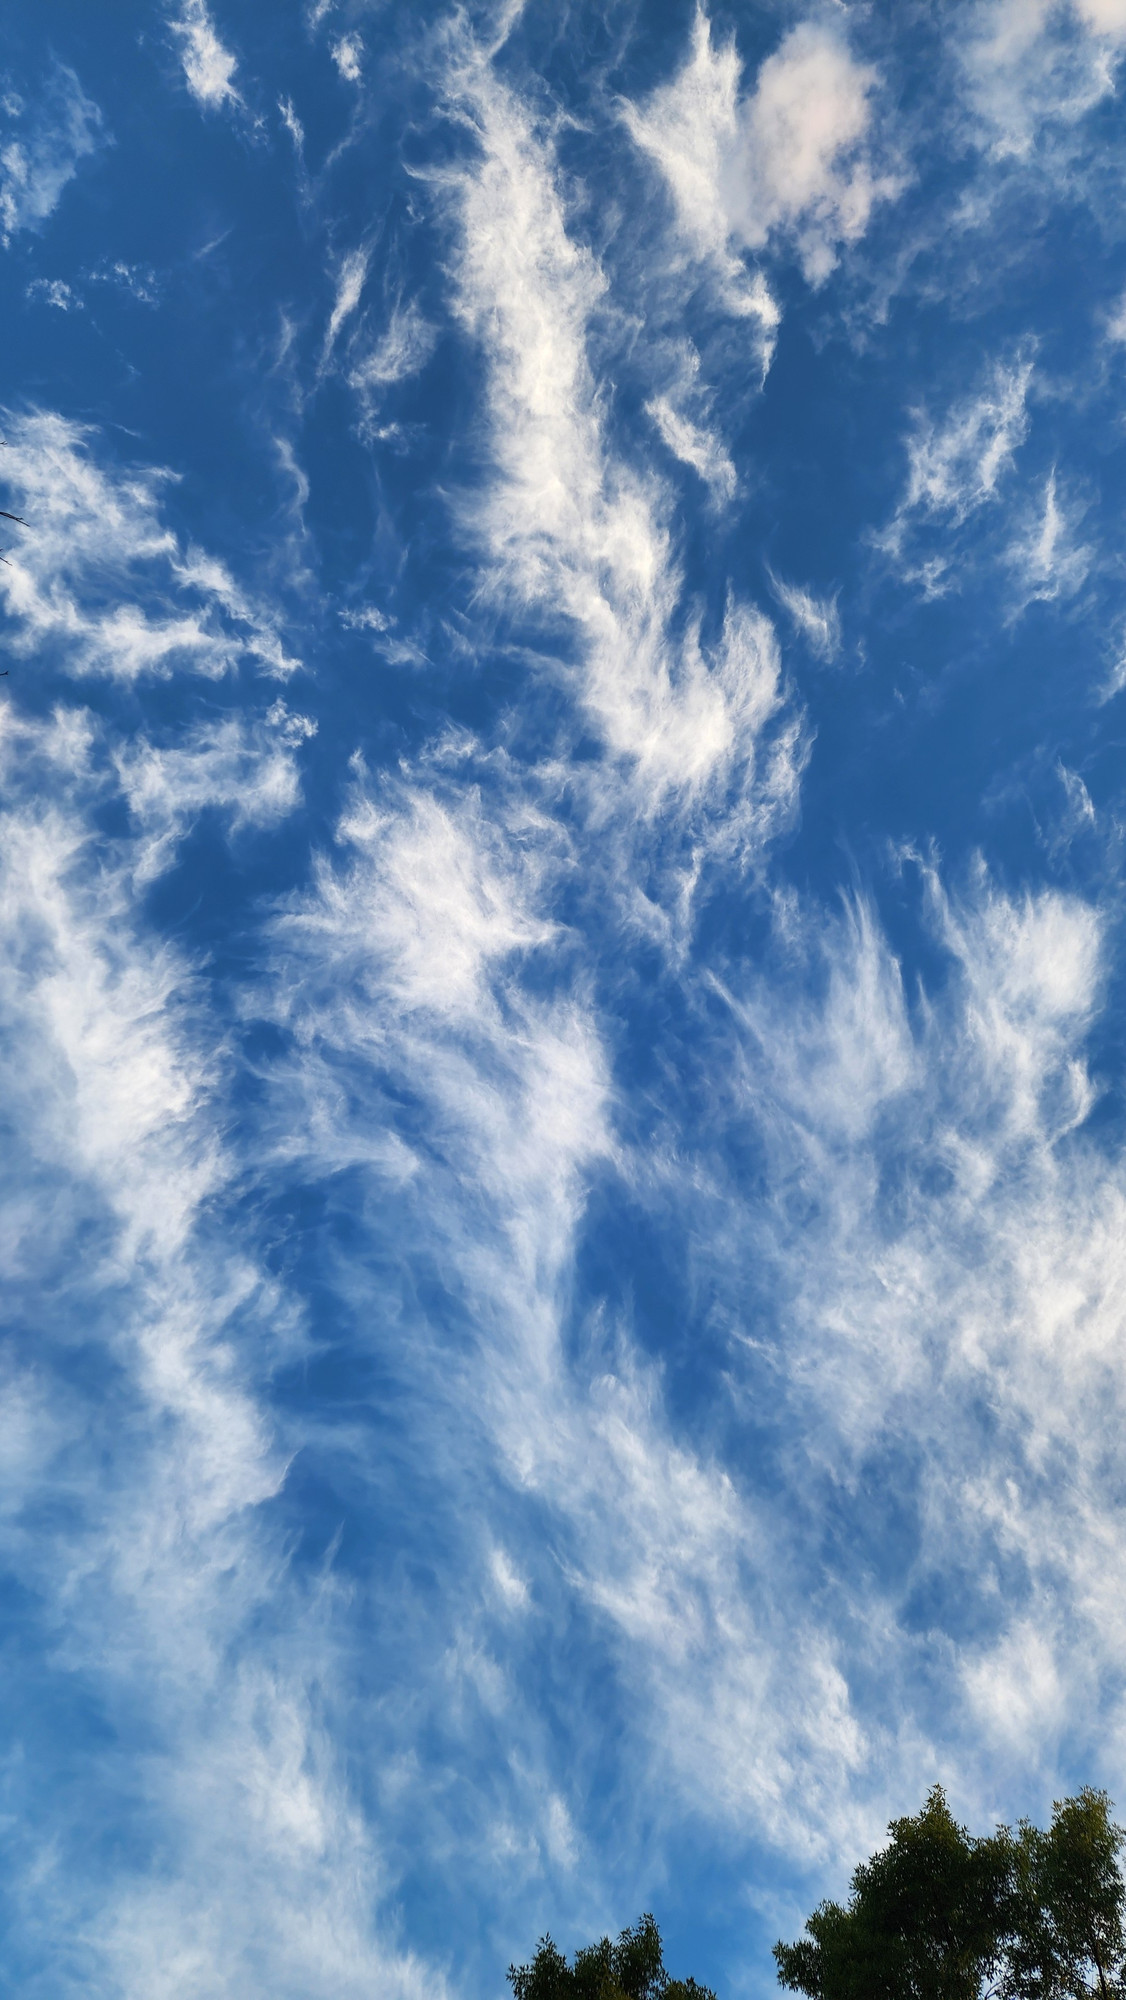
[446,50,800,828]
[0,412,296,678]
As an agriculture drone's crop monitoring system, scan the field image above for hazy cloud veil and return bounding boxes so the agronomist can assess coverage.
[3,1,1126,1994]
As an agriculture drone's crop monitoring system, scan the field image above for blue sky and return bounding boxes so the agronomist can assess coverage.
[4,0,1126,1993]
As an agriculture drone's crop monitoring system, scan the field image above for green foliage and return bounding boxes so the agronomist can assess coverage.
[507,1912,716,2000]
[773,1788,1009,2000]
[507,1788,1125,2000]
[774,1786,1126,2000]
[998,1791,1126,2000]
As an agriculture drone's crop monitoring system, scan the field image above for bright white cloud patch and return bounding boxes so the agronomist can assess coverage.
[170,0,242,112]
[622,9,776,330]
[625,9,898,304]
[0,64,103,245]
[332,34,364,83]
[725,21,898,287]
[1076,0,1126,26]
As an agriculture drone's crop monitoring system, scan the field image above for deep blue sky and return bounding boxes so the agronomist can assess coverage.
[4,1,1126,1994]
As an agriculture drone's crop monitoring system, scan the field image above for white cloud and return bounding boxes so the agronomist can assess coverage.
[769,572,842,662]
[1076,0,1126,26]
[624,10,899,303]
[299,779,559,1021]
[25,276,80,310]
[348,300,437,400]
[279,94,305,150]
[622,9,778,331]
[332,34,364,84]
[883,362,1093,612]
[701,864,1126,1812]
[449,55,801,822]
[0,410,298,678]
[537,1361,870,1855]
[258,761,880,1862]
[116,705,314,884]
[963,1619,1069,1752]
[0,704,452,1995]
[1004,468,1092,610]
[725,21,900,288]
[339,605,390,632]
[489,1546,530,1609]
[15,2,1126,1964]
[959,0,1126,157]
[645,395,736,504]
[337,601,427,664]
[881,351,1035,590]
[86,258,161,305]
[170,0,242,113]
[903,356,1033,523]
[0,64,103,245]
[321,246,370,372]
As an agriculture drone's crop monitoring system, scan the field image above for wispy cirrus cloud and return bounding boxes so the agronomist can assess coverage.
[447,52,801,830]
[0,411,297,678]
[882,348,1094,616]
[116,702,315,885]
[254,751,884,1871]
[880,350,1035,591]
[250,696,1126,1887]
[0,63,104,245]
[347,299,438,429]
[645,394,736,506]
[694,862,1126,1817]
[959,0,1126,157]
[1004,468,1093,612]
[901,355,1034,525]
[0,439,435,1994]
[769,572,843,662]
[621,9,779,335]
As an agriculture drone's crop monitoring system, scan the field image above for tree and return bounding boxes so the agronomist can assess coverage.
[507,1912,716,2000]
[773,1788,1010,2000]
[999,1791,1126,2000]
[774,1787,1126,2000]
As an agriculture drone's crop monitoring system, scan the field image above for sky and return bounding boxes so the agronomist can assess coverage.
[4,0,1126,1993]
